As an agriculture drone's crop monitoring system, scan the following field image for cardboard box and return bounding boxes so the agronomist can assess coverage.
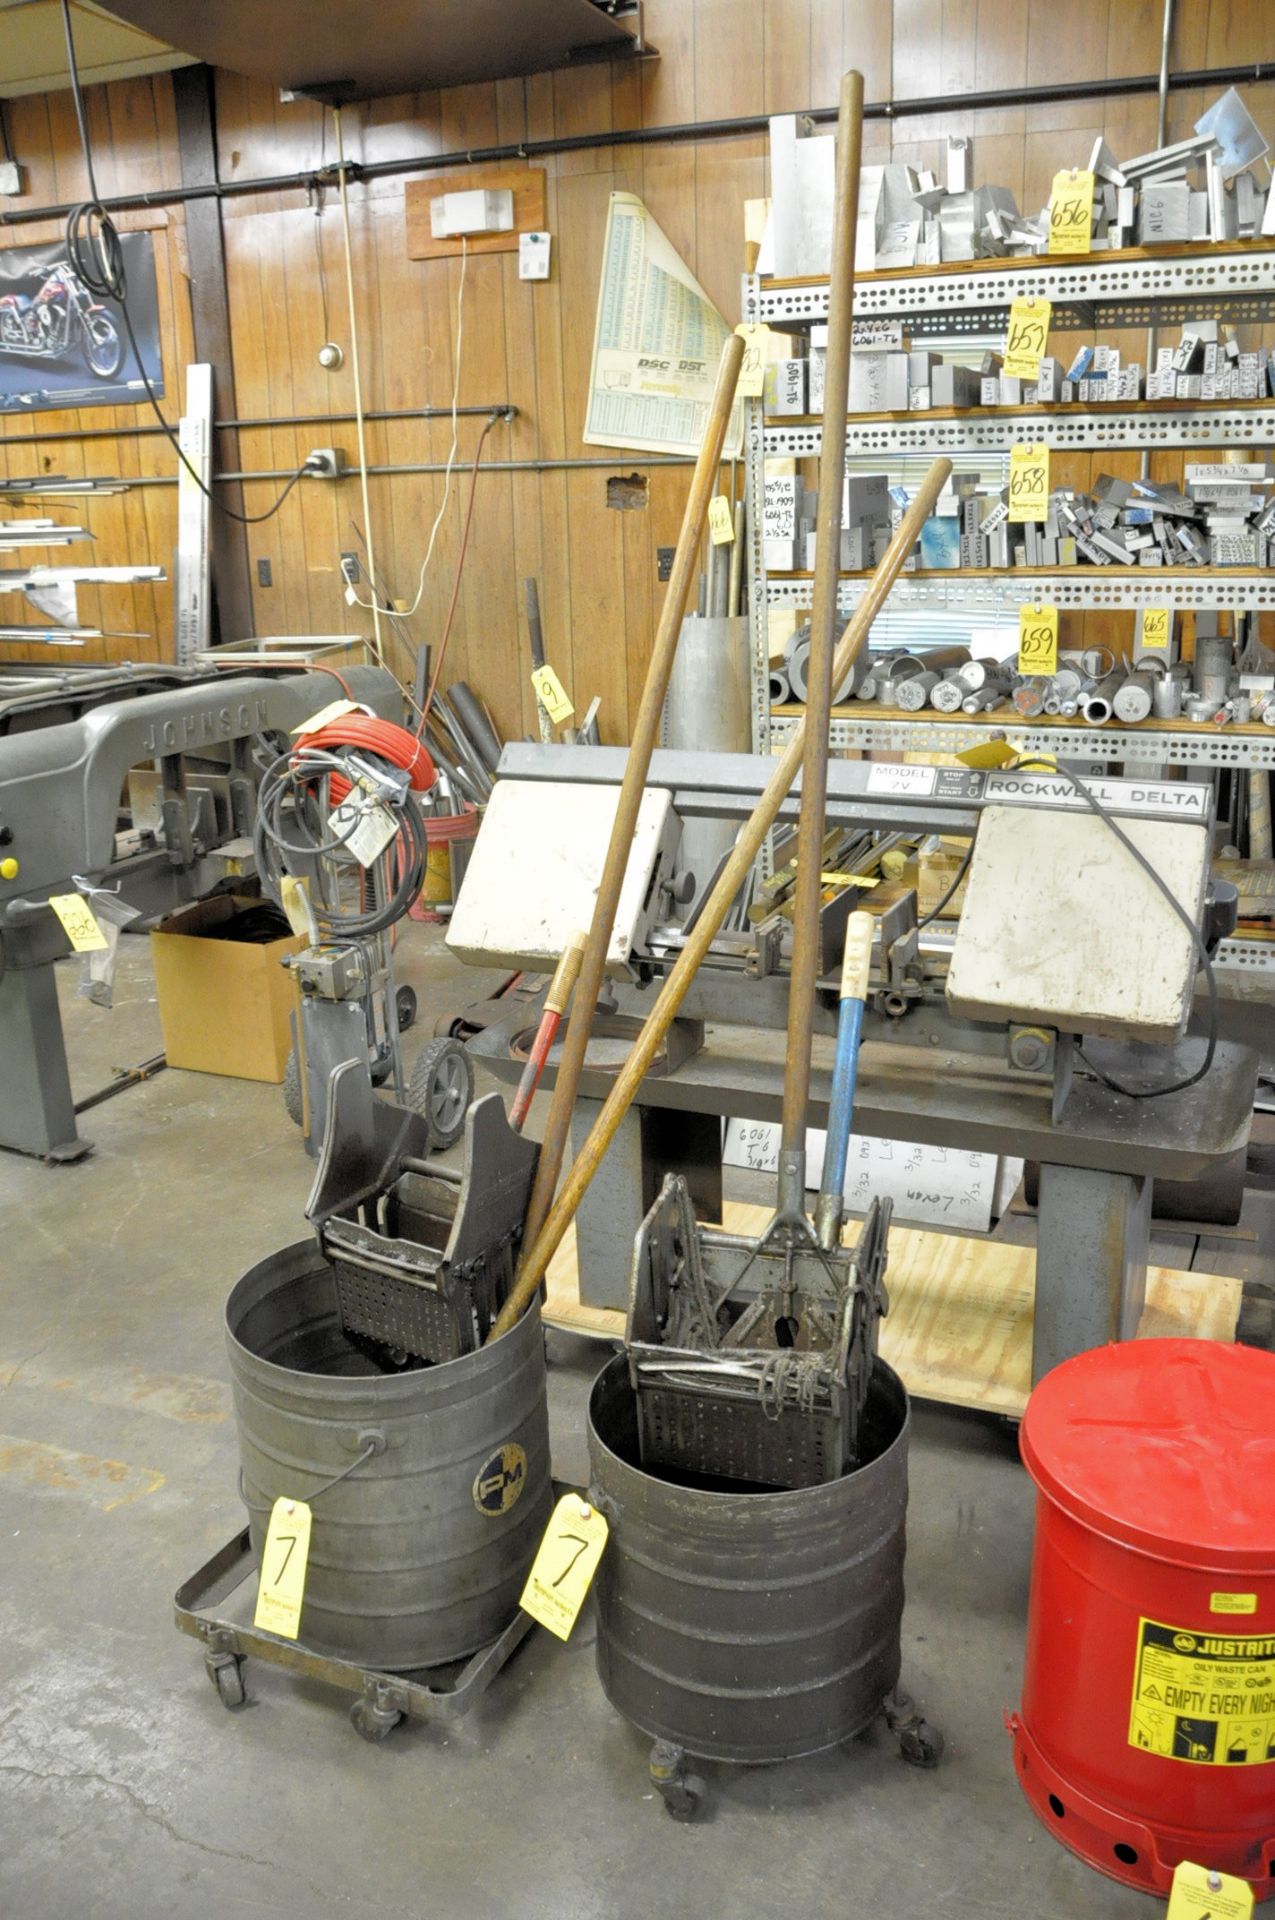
[150,893,303,1083]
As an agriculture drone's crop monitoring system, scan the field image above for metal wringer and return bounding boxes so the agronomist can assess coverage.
[307,1058,540,1365]
[627,1103,891,1490]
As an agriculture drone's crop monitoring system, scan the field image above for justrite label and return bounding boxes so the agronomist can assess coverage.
[1129,1618,1275,1766]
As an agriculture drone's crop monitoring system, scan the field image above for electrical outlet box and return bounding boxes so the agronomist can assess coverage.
[306,448,343,479]
[0,161,25,198]
[430,188,514,239]
[519,231,551,280]
[339,553,360,586]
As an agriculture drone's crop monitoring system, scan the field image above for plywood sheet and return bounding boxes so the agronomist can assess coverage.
[542,1199,1241,1418]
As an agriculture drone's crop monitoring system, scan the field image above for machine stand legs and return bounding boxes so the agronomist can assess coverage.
[649,1739,707,1822]
[1033,1163,1150,1382]
[0,962,89,1161]
[883,1686,945,1769]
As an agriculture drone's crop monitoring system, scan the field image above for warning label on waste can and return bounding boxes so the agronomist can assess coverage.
[1129,1618,1275,1766]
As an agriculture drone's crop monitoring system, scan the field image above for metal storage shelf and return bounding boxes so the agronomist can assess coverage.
[762,569,1275,614]
[749,241,1275,334]
[767,400,1275,457]
[768,703,1275,770]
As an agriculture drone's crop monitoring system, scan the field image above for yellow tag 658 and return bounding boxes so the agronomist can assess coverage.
[1008,442,1050,523]
[520,1492,608,1642]
[253,1496,312,1640]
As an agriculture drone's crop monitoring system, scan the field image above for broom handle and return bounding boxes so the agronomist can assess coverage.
[782,69,864,1162]
[487,456,951,1342]
[513,331,745,1266]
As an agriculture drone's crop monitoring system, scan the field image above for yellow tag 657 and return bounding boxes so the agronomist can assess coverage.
[1003,296,1051,380]
[520,1492,608,1642]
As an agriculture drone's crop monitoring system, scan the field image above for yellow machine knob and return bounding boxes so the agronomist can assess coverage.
[0,857,18,880]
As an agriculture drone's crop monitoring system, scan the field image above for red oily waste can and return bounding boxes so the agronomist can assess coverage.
[1011,1338,1275,1899]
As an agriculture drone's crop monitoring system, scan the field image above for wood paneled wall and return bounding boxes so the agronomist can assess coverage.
[1,0,1271,738]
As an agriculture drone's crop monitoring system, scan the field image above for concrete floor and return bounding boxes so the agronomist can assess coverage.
[0,924,1250,1919]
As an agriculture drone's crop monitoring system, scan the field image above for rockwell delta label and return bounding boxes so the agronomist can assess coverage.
[1129,1618,1275,1766]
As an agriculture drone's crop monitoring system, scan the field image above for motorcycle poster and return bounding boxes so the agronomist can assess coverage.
[0,231,163,414]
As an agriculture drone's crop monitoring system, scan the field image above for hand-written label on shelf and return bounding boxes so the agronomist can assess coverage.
[520,1493,608,1641]
[47,892,108,953]
[253,1496,312,1640]
[733,323,769,397]
[1008,441,1050,522]
[1048,168,1095,254]
[1017,603,1058,675]
[1003,296,1052,379]
[851,318,903,350]
[763,475,799,540]
[1139,606,1172,654]
[531,664,574,726]
[707,494,735,544]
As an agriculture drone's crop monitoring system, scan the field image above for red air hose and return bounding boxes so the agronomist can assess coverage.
[299,715,436,802]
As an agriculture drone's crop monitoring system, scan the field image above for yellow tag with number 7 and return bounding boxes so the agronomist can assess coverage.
[253,1496,312,1639]
[48,892,108,953]
[520,1492,608,1641]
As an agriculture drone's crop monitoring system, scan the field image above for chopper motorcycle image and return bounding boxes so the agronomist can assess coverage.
[0,260,123,380]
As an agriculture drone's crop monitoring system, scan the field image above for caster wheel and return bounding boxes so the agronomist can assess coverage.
[407,1037,472,1149]
[205,1651,246,1710]
[349,1697,402,1742]
[660,1774,707,1822]
[899,1720,944,1769]
[395,984,418,1032]
[282,1048,304,1128]
[370,1053,394,1088]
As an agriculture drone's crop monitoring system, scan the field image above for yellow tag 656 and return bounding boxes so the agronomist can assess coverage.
[254,1496,312,1640]
[1048,169,1095,255]
[520,1492,608,1642]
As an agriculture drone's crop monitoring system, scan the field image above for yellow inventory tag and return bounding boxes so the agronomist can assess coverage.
[253,1496,312,1640]
[1048,168,1095,254]
[957,738,1017,768]
[47,892,108,953]
[707,494,736,544]
[1008,441,1050,523]
[734,323,769,398]
[520,1492,608,1642]
[1003,296,1051,380]
[531,664,574,725]
[1166,1860,1255,1920]
[1140,606,1172,652]
[1017,603,1059,675]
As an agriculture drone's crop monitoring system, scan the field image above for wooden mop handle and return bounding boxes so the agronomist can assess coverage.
[510,330,746,1273]
[487,455,952,1342]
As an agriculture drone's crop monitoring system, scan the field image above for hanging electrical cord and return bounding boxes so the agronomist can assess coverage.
[1011,756,1219,1101]
[349,235,470,624]
[418,405,502,727]
[58,0,312,525]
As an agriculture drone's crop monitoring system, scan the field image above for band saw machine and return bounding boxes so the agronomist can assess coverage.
[449,742,1257,1383]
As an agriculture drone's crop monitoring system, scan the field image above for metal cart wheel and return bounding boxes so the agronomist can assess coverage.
[898,1720,945,1769]
[205,1649,247,1710]
[649,1739,707,1821]
[407,1037,472,1149]
[349,1695,403,1742]
[282,1047,304,1128]
[395,984,418,1031]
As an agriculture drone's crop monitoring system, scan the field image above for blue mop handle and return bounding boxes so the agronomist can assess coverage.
[819,910,874,1215]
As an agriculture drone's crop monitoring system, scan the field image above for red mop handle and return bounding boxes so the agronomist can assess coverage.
[509,931,587,1134]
